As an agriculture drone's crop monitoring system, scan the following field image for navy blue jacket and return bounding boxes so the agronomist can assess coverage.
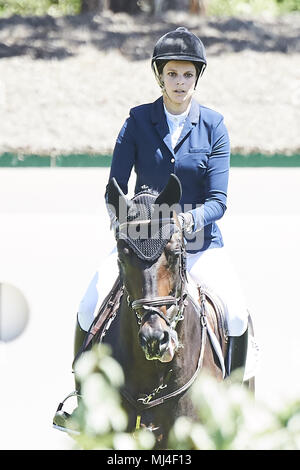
[108,96,230,252]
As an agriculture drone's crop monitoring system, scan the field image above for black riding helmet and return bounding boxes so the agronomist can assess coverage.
[151,27,207,88]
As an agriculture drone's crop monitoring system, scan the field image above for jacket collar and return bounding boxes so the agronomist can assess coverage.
[151,96,200,154]
[150,96,200,124]
[151,96,166,124]
[151,96,173,155]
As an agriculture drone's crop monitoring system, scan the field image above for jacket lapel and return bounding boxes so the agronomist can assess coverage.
[151,97,174,156]
[150,96,200,155]
[174,98,200,152]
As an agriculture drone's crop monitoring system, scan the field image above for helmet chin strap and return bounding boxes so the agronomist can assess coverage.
[195,63,206,87]
[152,61,165,90]
[160,82,173,104]
[154,71,174,105]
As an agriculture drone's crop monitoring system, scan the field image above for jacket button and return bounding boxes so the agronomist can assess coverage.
[171,158,175,163]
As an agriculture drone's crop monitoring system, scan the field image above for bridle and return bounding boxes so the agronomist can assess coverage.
[117,217,187,330]
[130,297,184,328]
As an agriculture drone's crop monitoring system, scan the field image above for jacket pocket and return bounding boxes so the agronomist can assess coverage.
[177,152,208,178]
[189,147,210,154]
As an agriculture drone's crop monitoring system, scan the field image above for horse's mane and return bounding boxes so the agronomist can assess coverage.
[131,186,159,201]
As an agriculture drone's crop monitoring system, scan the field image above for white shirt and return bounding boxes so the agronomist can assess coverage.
[164,103,191,149]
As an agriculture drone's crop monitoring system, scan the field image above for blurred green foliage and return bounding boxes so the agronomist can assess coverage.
[276,0,300,11]
[169,374,300,449]
[69,344,155,450]
[0,0,81,16]
[0,0,299,17]
[208,0,300,15]
[69,344,300,450]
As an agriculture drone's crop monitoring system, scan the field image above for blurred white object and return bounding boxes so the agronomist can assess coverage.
[0,282,29,342]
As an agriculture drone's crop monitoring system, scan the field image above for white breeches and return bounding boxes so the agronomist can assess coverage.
[78,246,249,337]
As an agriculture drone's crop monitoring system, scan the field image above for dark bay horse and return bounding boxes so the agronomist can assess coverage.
[95,174,228,448]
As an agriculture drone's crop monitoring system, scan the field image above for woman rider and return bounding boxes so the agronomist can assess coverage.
[76,27,249,377]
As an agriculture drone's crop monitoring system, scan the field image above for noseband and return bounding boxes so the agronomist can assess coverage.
[129,294,186,329]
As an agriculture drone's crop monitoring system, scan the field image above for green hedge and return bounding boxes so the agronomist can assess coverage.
[0,152,299,167]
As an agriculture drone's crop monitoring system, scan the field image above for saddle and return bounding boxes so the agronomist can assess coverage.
[186,273,228,344]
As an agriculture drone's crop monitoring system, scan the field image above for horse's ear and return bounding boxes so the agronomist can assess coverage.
[155,174,182,206]
[106,178,131,220]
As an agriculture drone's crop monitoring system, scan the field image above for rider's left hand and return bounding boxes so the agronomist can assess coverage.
[177,212,194,235]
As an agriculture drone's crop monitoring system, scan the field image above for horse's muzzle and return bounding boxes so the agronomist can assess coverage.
[138,325,177,362]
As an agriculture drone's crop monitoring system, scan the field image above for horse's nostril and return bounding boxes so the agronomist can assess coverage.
[139,328,170,357]
[161,331,169,346]
[139,332,147,349]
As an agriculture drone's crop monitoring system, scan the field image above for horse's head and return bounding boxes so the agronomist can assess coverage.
[107,174,186,363]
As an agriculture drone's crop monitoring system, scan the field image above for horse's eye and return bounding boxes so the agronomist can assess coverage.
[118,243,130,258]
[123,247,130,256]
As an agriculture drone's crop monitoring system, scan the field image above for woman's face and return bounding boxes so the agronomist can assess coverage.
[161,60,197,114]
